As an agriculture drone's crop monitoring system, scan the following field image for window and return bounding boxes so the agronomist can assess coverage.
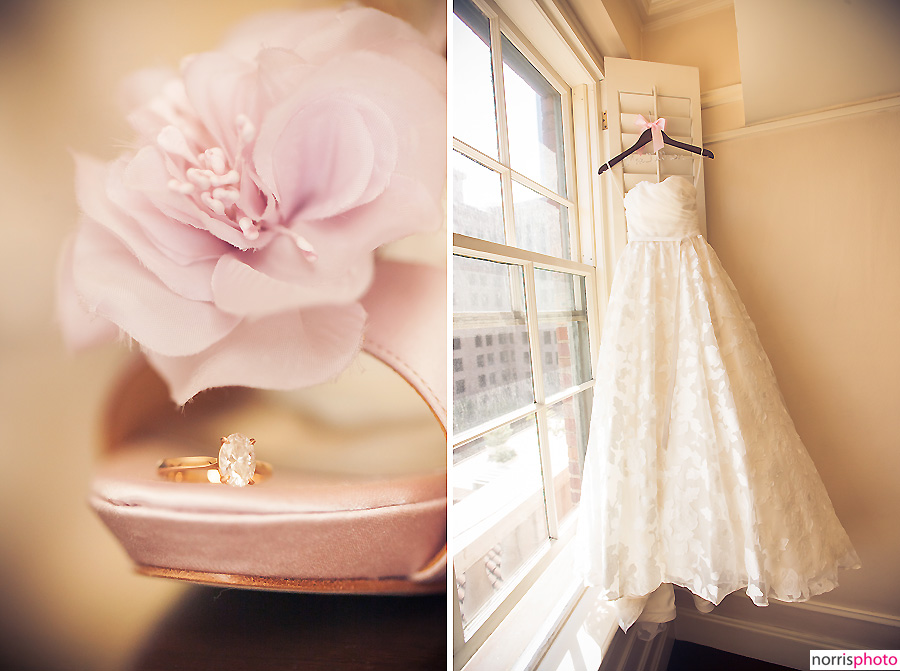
[454,358,464,372]
[455,379,466,394]
[477,354,485,368]
[454,337,462,350]
[452,0,599,658]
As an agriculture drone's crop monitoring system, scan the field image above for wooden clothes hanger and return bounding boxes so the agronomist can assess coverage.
[598,116,714,175]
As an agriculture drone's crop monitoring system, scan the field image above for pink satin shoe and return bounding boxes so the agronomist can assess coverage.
[89,261,446,594]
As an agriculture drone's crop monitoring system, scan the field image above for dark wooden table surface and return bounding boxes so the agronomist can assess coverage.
[129,586,446,670]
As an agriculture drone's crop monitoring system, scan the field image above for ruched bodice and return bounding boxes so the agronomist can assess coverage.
[624,176,700,241]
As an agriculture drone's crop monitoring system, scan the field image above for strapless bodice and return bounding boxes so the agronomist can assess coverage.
[624,176,700,241]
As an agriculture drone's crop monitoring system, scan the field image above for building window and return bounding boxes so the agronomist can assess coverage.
[477,354,485,368]
[454,358,464,372]
[455,379,466,394]
[453,337,462,350]
[452,0,598,654]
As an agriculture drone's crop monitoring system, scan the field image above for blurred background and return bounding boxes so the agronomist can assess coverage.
[0,1,445,669]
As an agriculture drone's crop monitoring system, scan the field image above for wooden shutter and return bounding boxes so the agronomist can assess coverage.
[598,58,707,274]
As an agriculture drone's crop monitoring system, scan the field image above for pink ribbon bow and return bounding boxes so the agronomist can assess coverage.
[635,115,666,153]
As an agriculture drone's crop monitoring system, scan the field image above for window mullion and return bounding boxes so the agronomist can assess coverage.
[523,262,560,538]
[490,15,518,252]
[490,16,511,172]
[524,261,544,406]
[561,88,580,261]
[452,401,540,448]
[544,379,595,408]
[453,234,594,276]
[508,169,574,209]
[453,590,465,656]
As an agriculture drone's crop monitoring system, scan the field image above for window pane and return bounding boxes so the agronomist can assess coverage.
[453,415,549,634]
[453,3,499,158]
[546,390,592,523]
[512,181,570,259]
[453,151,504,244]
[453,256,534,434]
[535,270,591,396]
[501,34,566,195]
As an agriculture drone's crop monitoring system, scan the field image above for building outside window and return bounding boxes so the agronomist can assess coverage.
[451,0,602,661]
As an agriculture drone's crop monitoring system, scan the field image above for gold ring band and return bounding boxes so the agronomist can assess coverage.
[157,456,273,485]
[158,435,270,486]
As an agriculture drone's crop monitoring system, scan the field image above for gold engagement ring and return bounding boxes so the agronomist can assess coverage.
[157,433,271,487]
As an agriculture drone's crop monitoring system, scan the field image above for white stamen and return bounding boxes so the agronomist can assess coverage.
[185,168,211,189]
[201,192,226,215]
[274,225,317,261]
[167,179,194,194]
[239,217,259,240]
[294,237,318,261]
[208,169,240,187]
[213,187,239,205]
[236,114,256,143]
[203,147,227,174]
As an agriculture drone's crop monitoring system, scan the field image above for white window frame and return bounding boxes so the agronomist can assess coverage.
[451,0,608,667]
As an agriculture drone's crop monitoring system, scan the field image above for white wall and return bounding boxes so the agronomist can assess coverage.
[704,106,900,619]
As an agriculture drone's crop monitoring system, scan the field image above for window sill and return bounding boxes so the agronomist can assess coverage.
[461,536,619,671]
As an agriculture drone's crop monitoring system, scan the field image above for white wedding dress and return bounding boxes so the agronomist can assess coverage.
[577,176,859,630]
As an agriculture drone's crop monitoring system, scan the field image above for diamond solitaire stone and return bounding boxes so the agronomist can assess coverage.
[218,433,256,487]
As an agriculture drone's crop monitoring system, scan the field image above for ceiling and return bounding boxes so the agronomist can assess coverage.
[556,0,900,122]
[627,0,732,28]
[735,0,900,123]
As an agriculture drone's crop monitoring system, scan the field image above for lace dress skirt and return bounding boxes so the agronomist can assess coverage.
[577,177,859,629]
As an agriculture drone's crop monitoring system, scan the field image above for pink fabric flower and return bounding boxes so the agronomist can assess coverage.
[59,7,446,404]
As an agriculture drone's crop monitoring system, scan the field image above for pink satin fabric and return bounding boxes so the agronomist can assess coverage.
[90,261,447,585]
[635,115,666,153]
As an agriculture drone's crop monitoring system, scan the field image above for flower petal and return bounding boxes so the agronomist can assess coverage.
[75,154,224,304]
[222,7,441,63]
[70,221,240,356]
[106,159,229,264]
[308,173,443,254]
[301,51,446,210]
[57,235,120,350]
[255,50,444,240]
[211,235,374,317]
[123,146,254,249]
[255,93,396,221]
[146,303,366,404]
[122,67,182,137]
[180,51,256,154]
